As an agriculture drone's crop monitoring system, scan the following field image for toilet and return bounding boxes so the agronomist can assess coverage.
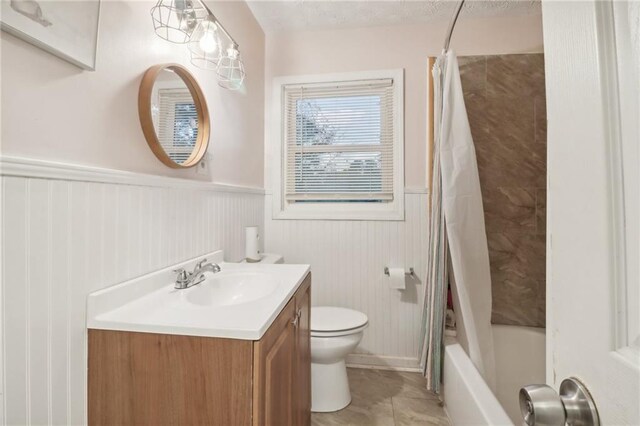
[310,306,368,412]
[246,254,368,413]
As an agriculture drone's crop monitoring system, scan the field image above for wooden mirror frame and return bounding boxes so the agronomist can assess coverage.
[138,64,210,169]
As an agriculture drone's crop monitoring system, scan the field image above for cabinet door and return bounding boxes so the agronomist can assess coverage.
[253,297,297,426]
[88,330,253,426]
[294,275,311,426]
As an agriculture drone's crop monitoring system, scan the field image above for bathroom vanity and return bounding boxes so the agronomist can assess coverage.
[86,251,311,425]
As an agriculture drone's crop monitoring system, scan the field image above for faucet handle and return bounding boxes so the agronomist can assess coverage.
[173,268,188,282]
[195,258,207,269]
[173,268,190,289]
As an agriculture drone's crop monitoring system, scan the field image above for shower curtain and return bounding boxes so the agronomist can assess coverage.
[422,50,496,391]
[420,58,448,392]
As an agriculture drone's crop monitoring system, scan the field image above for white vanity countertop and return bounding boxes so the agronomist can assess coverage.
[87,251,310,340]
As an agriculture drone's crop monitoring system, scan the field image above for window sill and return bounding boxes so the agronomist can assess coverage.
[272,198,405,221]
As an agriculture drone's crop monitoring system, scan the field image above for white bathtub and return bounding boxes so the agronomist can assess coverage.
[443,325,546,425]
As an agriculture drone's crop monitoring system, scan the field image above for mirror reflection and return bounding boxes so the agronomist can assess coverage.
[150,69,199,165]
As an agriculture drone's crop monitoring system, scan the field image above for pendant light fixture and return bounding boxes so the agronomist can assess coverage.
[217,45,245,90]
[150,0,207,43]
[188,16,222,70]
[150,0,246,90]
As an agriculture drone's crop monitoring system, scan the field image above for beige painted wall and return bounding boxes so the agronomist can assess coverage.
[1,0,265,188]
[264,14,544,189]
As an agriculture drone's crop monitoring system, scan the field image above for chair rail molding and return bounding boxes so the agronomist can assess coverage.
[0,156,265,194]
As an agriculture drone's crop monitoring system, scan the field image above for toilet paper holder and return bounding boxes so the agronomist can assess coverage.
[384,267,415,277]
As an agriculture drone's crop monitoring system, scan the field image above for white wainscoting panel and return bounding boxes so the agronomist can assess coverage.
[264,192,429,369]
[1,162,264,425]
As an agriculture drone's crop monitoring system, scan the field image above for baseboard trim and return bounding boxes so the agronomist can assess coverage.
[0,155,265,194]
[346,354,422,372]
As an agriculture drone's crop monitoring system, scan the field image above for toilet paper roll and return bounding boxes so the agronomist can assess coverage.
[387,267,406,290]
[245,226,260,261]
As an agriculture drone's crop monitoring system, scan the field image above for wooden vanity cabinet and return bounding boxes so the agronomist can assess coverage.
[253,274,311,426]
[88,273,311,426]
[293,278,311,426]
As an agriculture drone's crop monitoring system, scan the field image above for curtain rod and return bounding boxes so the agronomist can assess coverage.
[443,0,466,53]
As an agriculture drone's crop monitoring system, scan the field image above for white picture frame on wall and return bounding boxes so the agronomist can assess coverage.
[1,0,101,71]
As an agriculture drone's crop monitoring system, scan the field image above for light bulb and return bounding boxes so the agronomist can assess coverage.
[194,20,219,54]
[199,30,217,53]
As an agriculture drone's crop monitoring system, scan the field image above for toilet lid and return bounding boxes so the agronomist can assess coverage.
[311,306,368,332]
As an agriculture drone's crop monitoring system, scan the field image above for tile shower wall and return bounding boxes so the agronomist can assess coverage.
[458,54,547,327]
[1,167,264,425]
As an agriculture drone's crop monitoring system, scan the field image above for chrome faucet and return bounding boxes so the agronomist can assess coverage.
[173,258,221,290]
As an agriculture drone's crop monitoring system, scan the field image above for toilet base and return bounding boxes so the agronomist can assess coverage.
[311,360,351,412]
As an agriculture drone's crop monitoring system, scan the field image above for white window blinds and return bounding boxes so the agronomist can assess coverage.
[157,88,199,164]
[283,78,395,202]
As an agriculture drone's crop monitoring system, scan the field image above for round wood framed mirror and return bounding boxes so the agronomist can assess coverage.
[138,64,210,168]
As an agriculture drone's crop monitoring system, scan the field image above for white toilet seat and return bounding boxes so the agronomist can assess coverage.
[311,323,368,338]
[311,306,369,335]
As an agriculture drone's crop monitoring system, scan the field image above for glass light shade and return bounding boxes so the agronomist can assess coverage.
[216,46,246,90]
[150,0,207,43]
[188,17,223,69]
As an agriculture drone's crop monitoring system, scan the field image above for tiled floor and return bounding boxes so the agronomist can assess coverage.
[311,368,450,426]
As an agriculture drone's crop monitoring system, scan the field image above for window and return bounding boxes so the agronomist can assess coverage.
[272,70,404,220]
[157,88,198,164]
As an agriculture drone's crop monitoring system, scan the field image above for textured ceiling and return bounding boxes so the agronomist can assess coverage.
[247,0,541,32]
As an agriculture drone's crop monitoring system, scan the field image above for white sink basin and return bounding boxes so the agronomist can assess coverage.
[183,271,279,307]
[86,250,310,340]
